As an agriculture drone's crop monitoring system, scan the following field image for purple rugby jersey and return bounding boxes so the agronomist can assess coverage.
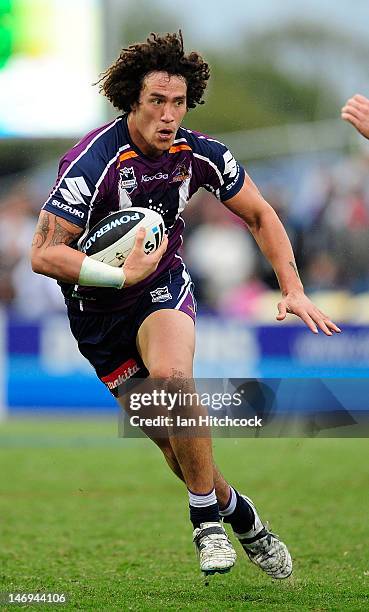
[43,115,245,312]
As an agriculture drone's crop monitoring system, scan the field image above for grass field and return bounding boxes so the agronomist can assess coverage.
[0,418,368,611]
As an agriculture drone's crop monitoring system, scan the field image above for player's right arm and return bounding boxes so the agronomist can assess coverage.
[341,94,369,139]
[31,210,86,282]
[31,210,168,288]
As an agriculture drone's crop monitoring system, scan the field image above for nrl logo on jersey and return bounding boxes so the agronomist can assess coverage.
[119,167,137,194]
[170,163,190,183]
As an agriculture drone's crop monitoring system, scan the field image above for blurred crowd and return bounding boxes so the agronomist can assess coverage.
[184,148,369,320]
[1,149,369,321]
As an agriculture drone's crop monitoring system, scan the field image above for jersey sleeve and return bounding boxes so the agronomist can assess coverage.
[42,153,98,228]
[194,137,245,201]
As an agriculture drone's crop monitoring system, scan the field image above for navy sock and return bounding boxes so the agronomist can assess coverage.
[223,490,255,533]
[188,487,220,529]
[189,502,220,529]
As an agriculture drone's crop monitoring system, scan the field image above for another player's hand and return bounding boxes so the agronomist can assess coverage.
[123,227,168,287]
[276,290,341,336]
[341,94,369,139]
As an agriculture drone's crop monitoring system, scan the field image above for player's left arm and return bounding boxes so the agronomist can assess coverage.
[223,174,341,336]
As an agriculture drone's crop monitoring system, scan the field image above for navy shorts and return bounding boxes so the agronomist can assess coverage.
[67,265,196,397]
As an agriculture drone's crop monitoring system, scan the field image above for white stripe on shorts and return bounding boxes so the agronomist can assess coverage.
[175,265,192,310]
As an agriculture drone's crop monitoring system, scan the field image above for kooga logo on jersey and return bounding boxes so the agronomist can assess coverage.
[141,172,168,182]
[83,212,141,251]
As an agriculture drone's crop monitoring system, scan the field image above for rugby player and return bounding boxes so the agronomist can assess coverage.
[342,93,369,139]
[31,32,340,578]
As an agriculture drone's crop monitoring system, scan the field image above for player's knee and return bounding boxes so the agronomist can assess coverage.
[149,366,194,396]
[149,366,190,380]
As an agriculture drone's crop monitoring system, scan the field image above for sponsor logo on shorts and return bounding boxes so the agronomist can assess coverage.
[150,286,172,303]
[141,172,168,182]
[51,199,84,219]
[101,358,140,390]
[119,167,137,194]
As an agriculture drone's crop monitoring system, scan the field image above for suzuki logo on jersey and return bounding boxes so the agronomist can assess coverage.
[119,167,137,194]
[51,199,84,219]
[223,151,238,178]
[59,176,91,206]
[225,172,240,191]
[142,172,168,182]
[150,286,172,303]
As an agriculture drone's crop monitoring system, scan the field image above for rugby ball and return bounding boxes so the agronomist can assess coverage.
[79,207,165,267]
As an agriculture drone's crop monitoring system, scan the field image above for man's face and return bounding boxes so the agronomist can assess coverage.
[128,71,187,157]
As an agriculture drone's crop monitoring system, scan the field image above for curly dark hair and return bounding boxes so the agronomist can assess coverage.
[97,31,210,112]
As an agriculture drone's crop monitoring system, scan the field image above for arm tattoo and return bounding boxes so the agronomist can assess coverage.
[49,219,77,247]
[289,261,300,280]
[32,212,80,248]
[32,213,49,247]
